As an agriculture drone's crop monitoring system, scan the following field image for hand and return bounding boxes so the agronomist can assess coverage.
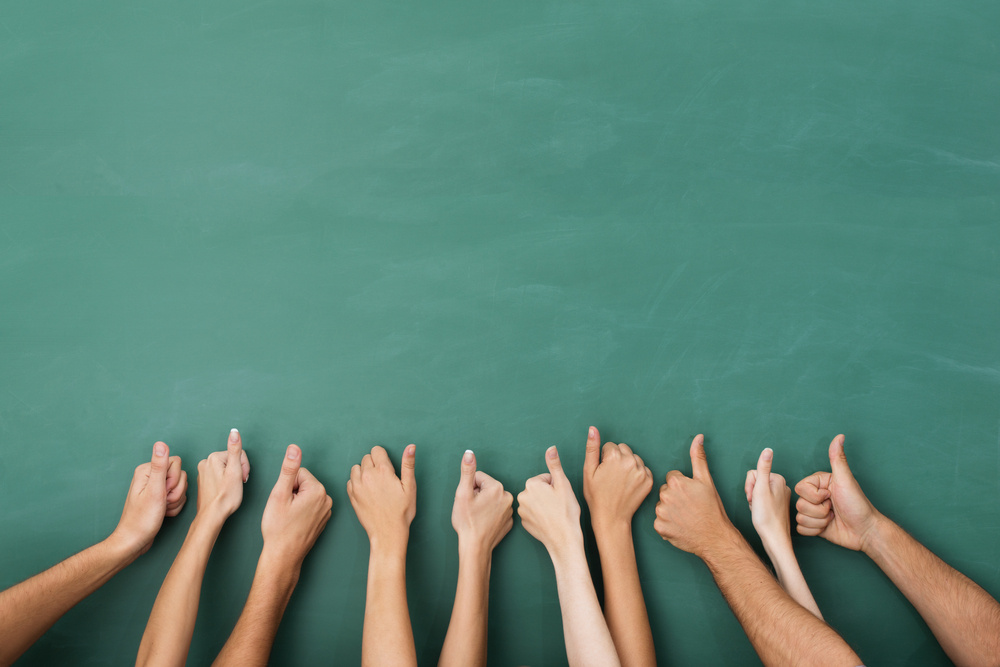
[111,442,188,556]
[347,445,417,555]
[653,435,738,558]
[582,426,653,532]
[794,435,880,551]
[517,446,584,561]
[451,450,514,556]
[261,445,333,566]
[744,448,792,550]
[197,429,251,522]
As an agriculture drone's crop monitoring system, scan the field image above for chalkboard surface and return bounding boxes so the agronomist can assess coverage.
[2,1,998,665]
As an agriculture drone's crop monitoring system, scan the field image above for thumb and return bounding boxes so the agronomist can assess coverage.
[828,435,855,481]
[583,426,600,477]
[400,444,417,495]
[148,442,170,493]
[756,447,773,480]
[275,444,302,495]
[458,449,477,495]
[226,429,244,478]
[690,435,711,482]
[545,446,566,483]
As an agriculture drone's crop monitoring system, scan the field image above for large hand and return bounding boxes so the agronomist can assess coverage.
[653,435,738,558]
[582,427,653,532]
[347,445,417,554]
[261,445,333,566]
[197,429,251,522]
[794,435,879,551]
[111,442,188,556]
[517,447,583,561]
[744,448,792,550]
[451,450,514,556]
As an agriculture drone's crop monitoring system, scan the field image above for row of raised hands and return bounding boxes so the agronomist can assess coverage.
[2,428,999,667]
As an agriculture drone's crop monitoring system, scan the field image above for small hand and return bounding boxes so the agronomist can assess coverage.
[196,429,251,522]
[451,450,514,556]
[347,445,417,555]
[653,435,737,558]
[794,435,879,551]
[744,448,792,550]
[516,446,583,561]
[112,442,188,556]
[582,426,653,532]
[261,444,333,565]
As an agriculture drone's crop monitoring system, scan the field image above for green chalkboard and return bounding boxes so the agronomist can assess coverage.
[1,1,998,665]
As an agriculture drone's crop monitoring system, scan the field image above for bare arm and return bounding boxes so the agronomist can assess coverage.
[796,435,1000,667]
[656,436,860,667]
[0,443,187,667]
[137,430,249,667]
[213,444,332,667]
[439,451,513,667]
[861,516,1000,666]
[518,446,620,667]
[348,444,418,667]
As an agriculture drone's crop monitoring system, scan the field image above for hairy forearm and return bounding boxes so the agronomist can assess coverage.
[0,537,136,666]
[551,543,621,667]
[593,522,655,667]
[704,529,860,667]
[137,514,225,667]
[863,515,1000,667]
[212,550,299,667]
[759,535,823,620]
[363,542,417,667]
[438,546,491,667]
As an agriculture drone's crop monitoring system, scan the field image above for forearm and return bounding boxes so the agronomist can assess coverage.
[863,514,1000,667]
[0,536,136,666]
[593,522,655,667]
[760,535,823,620]
[362,542,417,667]
[212,549,299,667]
[703,529,860,667]
[438,546,491,667]
[551,544,621,667]
[137,513,225,667]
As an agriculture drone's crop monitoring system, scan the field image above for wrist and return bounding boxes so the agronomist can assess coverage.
[102,531,144,566]
[258,545,303,586]
[859,511,890,556]
[591,514,633,539]
[457,539,493,569]
[546,528,586,568]
[697,522,747,565]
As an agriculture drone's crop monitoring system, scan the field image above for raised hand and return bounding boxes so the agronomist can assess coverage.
[261,445,333,567]
[347,445,417,555]
[111,442,189,556]
[653,435,737,557]
[583,427,653,532]
[517,446,584,560]
[744,447,792,549]
[197,429,251,522]
[794,435,880,551]
[452,450,513,555]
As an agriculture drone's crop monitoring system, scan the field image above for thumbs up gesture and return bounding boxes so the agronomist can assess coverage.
[517,446,585,561]
[451,450,514,556]
[794,435,881,552]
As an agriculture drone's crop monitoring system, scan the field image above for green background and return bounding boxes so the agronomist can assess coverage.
[2,1,998,665]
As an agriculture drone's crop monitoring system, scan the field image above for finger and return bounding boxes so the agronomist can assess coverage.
[167,470,188,504]
[295,466,324,495]
[756,447,773,480]
[361,454,374,469]
[618,442,634,457]
[633,453,645,469]
[274,444,302,496]
[689,435,711,482]
[795,474,832,503]
[828,435,857,483]
[400,444,416,495]
[796,497,833,520]
[227,429,244,479]
[148,442,170,494]
[474,470,496,491]
[458,450,477,496]
[665,469,685,486]
[165,456,182,495]
[525,472,552,488]
[371,446,391,468]
[796,512,832,530]
[165,495,187,517]
[350,464,361,485]
[240,450,250,483]
[797,524,824,537]
[544,446,566,484]
[583,426,601,476]
[744,470,756,504]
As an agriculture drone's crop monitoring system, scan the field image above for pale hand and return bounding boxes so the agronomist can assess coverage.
[794,435,880,551]
[347,445,417,553]
[111,442,188,556]
[452,450,514,555]
[517,446,584,560]
[197,429,251,521]
[582,426,653,531]
[261,444,333,565]
[744,448,792,549]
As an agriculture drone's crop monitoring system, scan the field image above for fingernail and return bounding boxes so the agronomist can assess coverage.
[762,448,773,461]
[154,442,166,456]
[463,449,474,464]
[287,446,300,460]
[407,444,416,456]
[588,426,597,438]
[547,446,558,459]
[229,428,239,444]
